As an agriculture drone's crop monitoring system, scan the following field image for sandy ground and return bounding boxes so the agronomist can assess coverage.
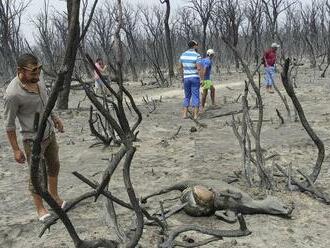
[0,67,330,248]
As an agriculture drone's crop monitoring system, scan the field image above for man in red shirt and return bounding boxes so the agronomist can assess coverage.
[263,43,280,93]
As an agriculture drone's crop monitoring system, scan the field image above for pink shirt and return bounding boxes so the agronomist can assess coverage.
[94,62,103,80]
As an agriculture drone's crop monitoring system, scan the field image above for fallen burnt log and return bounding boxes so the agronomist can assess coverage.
[142,180,293,219]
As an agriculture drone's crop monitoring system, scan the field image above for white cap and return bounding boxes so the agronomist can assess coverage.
[206,49,215,56]
[271,42,280,48]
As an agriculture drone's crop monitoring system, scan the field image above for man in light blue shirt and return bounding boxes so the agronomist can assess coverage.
[179,40,204,119]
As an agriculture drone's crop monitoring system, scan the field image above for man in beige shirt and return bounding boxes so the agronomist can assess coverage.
[4,53,65,222]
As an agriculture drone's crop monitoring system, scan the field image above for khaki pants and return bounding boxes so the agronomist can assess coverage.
[23,132,60,193]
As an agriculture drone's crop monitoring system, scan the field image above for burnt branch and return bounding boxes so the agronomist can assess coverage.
[222,38,273,189]
[122,147,144,247]
[121,86,142,133]
[210,109,246,118]
[79,0,99,42]
[231,82,253,186]
[89,106,112,145]
[275,164,330,204]
[170,126,182,140]
[187,110,207,128]
[80,79,125,140]
[276,108,284,125]
[281,58,325,183]
[103,184,126,242]
[159,214,251,248]
[273,82,291,118]
[39,191,96,237]
[72,171,165,230]
[94,146,127,201]
[142,95,157,113]
[173,237,221,247]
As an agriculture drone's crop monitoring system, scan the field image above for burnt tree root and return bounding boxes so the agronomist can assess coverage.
[159,214,251,248]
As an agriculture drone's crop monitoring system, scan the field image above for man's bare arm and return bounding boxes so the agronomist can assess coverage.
[179,63,184,80]
[7,130,20,151]
[197,63,204,82]
[6,130,26,163]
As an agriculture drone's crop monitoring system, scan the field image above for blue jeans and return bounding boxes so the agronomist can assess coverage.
[264,66,275,86]
[95,78,107,88]
[183,77,200,107]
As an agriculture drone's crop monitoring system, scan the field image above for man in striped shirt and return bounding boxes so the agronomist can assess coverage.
[179,40,204,119]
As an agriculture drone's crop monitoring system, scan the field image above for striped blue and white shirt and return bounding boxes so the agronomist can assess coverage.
[179,49,202,79]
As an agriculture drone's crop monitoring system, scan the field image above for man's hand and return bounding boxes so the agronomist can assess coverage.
[7,131,26,164]
[201,80,205,87]
[14,149,26,164]
[53,117,64,133]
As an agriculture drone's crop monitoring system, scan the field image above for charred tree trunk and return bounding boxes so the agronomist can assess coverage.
[202,21,207,55]
[188,0,215,55]
[56,0,81,109]
[233,24,239,69]
[321,13,330,77]
[161,0,174,78]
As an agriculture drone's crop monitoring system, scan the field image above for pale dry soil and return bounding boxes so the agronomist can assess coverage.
[0,68,329,248]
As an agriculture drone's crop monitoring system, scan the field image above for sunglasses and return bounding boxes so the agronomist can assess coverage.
[22,64,43,73]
